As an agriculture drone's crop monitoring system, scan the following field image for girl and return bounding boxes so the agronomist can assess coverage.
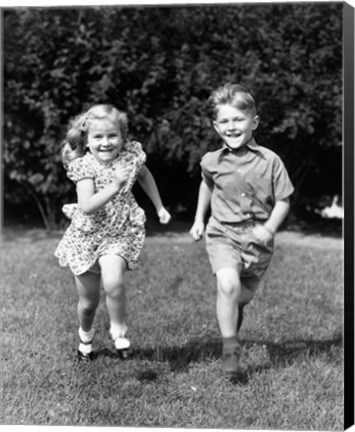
[55,104,171,362]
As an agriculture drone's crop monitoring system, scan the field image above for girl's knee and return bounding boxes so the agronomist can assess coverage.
[99,255,126,298]
[79,299,99,315]
[102,273,125,299]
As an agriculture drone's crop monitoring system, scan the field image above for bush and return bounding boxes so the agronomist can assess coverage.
[3,4,343,228]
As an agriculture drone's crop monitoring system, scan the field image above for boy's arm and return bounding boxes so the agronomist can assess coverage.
[253,197,290,242]
[264,198,290,234]
[137,165,171,224]
[189,180,212,241]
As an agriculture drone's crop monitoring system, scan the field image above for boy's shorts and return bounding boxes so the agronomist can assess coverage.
[205,217,274,292]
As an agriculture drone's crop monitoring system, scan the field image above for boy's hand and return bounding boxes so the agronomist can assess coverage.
[158,207,171,224]
[252,224,274,244]
[189,221,205,241]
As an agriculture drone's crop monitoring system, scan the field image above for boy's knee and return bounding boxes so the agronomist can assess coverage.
[216,268,242,298]
[239,288,255,305]
[239,277,260,304]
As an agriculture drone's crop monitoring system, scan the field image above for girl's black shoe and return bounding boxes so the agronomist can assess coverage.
[77,350,94,363]
[117,348,129,359]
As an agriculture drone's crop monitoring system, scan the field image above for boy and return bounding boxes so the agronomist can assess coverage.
[189,83,294,376]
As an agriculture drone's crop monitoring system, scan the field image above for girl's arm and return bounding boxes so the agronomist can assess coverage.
[189,180,212,241]
[77,165,128,215]
[137,165,171,224]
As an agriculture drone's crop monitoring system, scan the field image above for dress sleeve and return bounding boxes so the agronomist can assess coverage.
[128,141,147,167]
[67,156,95,183]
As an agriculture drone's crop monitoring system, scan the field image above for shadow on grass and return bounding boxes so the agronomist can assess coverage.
[132,338,221,374]
[93,348,118,360]
[235,334,343,384]
[262,335,343,366]
[127,334,342,385]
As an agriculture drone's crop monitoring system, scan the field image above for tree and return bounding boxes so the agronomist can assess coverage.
[3,3,343,228]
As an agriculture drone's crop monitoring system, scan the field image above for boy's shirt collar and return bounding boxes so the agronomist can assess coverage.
[220,137,259,157]
[221,137,259,153]
[245,138,259,151]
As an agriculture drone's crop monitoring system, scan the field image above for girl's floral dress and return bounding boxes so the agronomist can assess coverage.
[55,141,146,275]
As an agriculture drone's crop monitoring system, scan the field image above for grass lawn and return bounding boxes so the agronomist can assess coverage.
[1,226,343,429]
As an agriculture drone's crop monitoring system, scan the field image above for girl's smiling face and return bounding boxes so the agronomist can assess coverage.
[213,104,259,150]
[87,119,123,163]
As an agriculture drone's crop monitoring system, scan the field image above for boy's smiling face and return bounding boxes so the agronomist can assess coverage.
[213,104,259,150]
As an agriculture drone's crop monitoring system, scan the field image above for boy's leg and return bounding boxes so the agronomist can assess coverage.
[237,304,244,332]
[237,278,259,332]
[99,255,130,354]
[216,267,242,337]
[215,267,243,374]
[239,223,274,331]
[75,271,101,361]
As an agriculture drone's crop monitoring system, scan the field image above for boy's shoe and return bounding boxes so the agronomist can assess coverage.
[237,305,244,332]
[222,341,242,376]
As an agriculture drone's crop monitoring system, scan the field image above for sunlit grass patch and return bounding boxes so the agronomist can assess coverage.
[1,229,343,429]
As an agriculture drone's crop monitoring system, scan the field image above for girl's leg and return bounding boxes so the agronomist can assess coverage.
[75,271,101,360]
[99,255,127,325]
[98,255,130,353]
[75,271,101,332]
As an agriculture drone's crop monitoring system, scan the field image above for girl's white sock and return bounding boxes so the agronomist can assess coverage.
[78,327,95,344]
[110,323,130,351]
[109,323,127,340]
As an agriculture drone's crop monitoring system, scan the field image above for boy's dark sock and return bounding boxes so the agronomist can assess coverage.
[222,335,241,374]
[223,335,239,347]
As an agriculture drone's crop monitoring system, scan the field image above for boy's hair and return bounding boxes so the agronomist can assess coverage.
[207,83,257,120]
[61,104,128,167]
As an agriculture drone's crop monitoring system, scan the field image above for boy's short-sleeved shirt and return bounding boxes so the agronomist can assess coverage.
[200,139,294,224]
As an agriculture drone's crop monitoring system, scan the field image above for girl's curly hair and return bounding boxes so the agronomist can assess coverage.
[61,104,128,167]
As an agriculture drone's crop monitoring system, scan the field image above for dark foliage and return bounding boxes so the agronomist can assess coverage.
[3,4,343,228]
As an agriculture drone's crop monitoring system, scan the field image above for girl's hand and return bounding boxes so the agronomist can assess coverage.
[189,221,205,241]
[252,224,274,244]
[113,164,129,189]
[158,207,171,224]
